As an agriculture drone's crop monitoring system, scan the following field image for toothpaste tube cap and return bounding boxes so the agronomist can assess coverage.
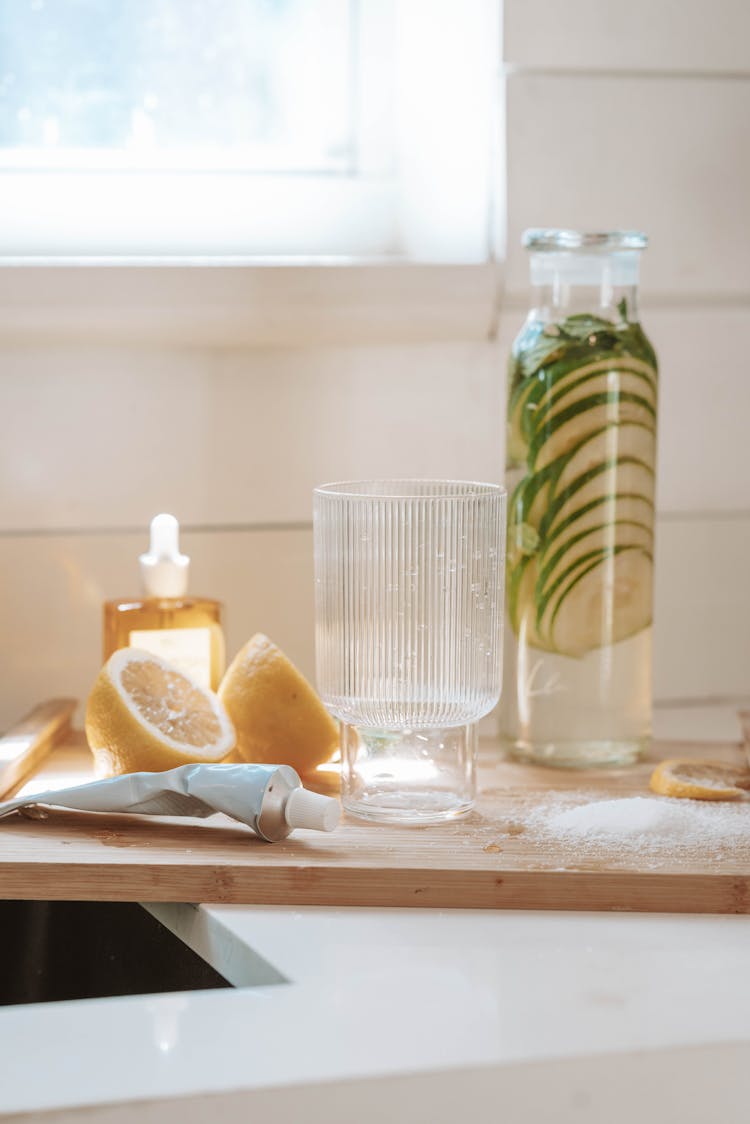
[284,787,340,833]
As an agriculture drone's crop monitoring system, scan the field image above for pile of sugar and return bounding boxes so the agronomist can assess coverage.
[524,795,750,855]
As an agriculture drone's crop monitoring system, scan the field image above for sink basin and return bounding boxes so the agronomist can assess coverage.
[0,900,232,1006]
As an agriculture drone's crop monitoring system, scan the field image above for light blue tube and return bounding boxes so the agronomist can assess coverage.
[0,762,339,841]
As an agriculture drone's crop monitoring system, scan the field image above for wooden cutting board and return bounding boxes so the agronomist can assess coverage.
[1,731,749,913]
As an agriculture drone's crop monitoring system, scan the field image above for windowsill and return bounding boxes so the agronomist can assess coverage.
[0,259,499,348]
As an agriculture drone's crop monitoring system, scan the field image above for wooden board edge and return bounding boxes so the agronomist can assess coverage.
[1,863,749,914]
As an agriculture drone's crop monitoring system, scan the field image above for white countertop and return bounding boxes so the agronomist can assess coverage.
[2,704,749,1123]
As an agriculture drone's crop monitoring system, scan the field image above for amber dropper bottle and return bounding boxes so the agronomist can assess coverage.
[102,514,225,689]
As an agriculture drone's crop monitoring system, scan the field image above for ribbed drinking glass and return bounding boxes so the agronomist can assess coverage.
[313,479,506,823]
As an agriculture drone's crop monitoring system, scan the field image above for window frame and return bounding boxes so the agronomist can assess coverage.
[0,260,499,346]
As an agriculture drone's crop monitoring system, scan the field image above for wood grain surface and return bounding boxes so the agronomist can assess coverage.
[0,698,76,799]
[1,732,749,913]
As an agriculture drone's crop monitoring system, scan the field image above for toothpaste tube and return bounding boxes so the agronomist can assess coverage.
[0,762,340,842]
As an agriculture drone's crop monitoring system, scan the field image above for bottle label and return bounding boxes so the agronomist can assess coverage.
[128,627,212,687]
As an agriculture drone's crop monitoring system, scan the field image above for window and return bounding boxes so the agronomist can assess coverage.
[0,0,355,172]
[0,0,497,261]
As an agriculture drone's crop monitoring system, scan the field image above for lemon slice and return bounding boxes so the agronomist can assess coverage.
[86,648,236,776]
[649,758,750,801]
[218,633,339,774]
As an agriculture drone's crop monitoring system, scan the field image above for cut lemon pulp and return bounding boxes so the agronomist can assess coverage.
[218,633,339,775]
[85,648,236,776]
[649,758,750,801]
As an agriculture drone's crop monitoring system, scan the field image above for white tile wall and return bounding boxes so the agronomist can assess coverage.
[0,263,498,348]
[504,0,750,73]
[1,1,749,729]
[647,308,750,514]
[504,74,750,299]
[0,341,503,532]
[653,516,750,701]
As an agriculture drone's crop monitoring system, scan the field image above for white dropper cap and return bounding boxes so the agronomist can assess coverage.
[139,514,190,598]
[284,787,340,833]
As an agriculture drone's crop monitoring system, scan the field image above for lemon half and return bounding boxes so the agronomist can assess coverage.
[218,633,339,774]
[86,648,236,776]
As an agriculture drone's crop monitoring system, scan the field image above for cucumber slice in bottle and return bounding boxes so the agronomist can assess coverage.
[531,369,657,436]
[531,406,655,473]
[508,469,553,535]
[507,374,543,462]
[536,520,653,613]
[507,473,551,638]
[549,421,656,498]
[509,557,550,650]
[543,491,655,555]
[546,462,655,541]
[547,547,654,657]
[538,356,656,408]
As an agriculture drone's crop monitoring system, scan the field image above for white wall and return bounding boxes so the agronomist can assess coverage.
[1,0,749,730]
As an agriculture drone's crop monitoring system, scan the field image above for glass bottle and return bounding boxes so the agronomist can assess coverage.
[499,230,658,767]
[103,514,225,690]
